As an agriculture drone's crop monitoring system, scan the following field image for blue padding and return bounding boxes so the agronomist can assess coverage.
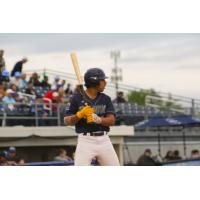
[25,160,74,166]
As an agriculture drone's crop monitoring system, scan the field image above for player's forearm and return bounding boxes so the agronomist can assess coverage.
[100,116,115,126]
[64,115,80,125]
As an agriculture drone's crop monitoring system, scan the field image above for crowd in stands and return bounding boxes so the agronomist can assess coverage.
[134,148,200,166]
[0,50,76,122]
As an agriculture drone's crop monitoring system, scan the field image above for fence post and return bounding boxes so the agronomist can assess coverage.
[35,103,39,127]
[191,99,195,116]
[57,104,61,126]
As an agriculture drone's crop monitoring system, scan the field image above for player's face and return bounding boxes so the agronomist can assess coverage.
[97,80,106,92]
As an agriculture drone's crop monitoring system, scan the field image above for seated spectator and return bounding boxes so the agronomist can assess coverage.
[163,150,174,162]
[11,57,28,77]
[136,149,157,166]
[191,149,200,159]
[19,73,28,89]
[172,150,182,160]
[18,158,25,166]
[6,147,20,166]
[2,89,16,111]
[54,148,73,161]
[10,83,19,93]
[10,71,21,88]
[0,151,9,166]
[0,84,6,101]
[29,72,42,87]
[41,75,51,89]
[25,82,38,97]
[113,91,127,103]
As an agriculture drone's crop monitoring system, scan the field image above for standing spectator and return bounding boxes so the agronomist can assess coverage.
[0,69,10,85]
[54,148,72,161]
[136,149,157,166]
[191,149,200,159]
[19,73,28,89]
[113,91,127,103]
[51,75,60,90]
[65,83,73,96]
[0,50,6,74]
[41,75,51,89]
[11,57,28,77]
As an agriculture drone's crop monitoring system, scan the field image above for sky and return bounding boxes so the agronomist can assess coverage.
[0,33,200,99]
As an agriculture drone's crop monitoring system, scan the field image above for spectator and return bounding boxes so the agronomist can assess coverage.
[25,82,37,97]
[19,73,28,89]
[41,75,51,89]
[59,79,66,88]
[0,50,6,74]
[10,72,22,88]
[113,91,127,103]
[54,148,72,161]
[65,83,73,97]
[18,158,25,166]
[0,151,9,166]
[2,89,16,111]
[51,75,60,90]
[172,150,182,160]
[6,147,20,166]
[29,72,42,87]
[11,57,28,77]
[163,151,174,162]
[0,69,10,85]
[0,84,6,100]
[136,149,157,166]
[191,149,200,159]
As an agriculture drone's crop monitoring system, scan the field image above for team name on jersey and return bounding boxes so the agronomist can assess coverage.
[79,105,106,115]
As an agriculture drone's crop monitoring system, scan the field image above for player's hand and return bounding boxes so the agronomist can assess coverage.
[76,106,94,119]
[92,113,102,124]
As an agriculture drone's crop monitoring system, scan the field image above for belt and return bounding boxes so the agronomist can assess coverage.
[82,131,107,136]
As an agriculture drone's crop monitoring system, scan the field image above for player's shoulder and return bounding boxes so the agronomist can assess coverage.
[99,92,112,101]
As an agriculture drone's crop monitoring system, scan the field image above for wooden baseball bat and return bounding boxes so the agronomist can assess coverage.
[70,53,83,85]
[70,53,93,123]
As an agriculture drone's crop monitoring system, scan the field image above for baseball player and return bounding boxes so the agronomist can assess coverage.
[64,68,120,166]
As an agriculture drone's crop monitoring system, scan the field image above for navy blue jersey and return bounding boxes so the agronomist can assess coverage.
[65,92,115,133]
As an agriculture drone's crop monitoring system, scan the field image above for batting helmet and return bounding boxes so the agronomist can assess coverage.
[84,68,108,87]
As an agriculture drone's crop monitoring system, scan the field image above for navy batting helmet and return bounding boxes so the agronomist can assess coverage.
[84,68,108,87]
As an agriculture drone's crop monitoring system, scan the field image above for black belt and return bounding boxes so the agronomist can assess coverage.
[82,131,107,136]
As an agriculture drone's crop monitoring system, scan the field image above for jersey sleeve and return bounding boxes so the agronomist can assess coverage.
[105,96,116,116]
[65,95,79,116]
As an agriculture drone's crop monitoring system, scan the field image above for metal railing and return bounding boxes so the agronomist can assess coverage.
[0,101,197,127]
[26,69,200,107]
[0,102,66,127]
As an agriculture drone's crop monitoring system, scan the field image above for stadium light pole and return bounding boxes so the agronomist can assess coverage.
[110,50,121,97]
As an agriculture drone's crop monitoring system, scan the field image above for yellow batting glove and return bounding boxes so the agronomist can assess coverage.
[76,106,94,119]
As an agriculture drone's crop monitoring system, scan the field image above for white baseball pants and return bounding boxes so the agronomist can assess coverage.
[74,134,120,166]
